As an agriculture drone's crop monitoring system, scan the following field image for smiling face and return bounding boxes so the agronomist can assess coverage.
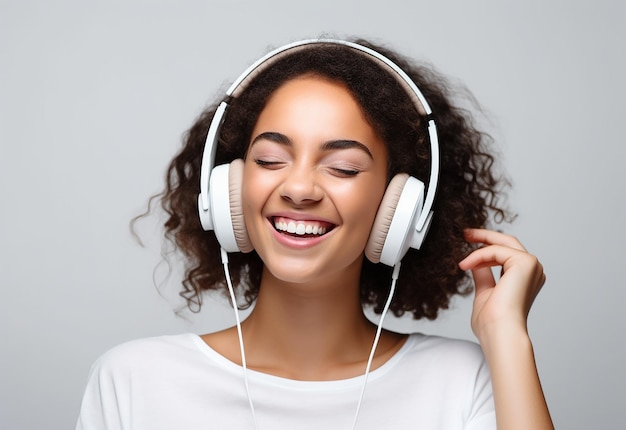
[242,76,389,287]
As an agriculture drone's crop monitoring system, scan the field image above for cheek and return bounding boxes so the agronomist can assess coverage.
[340,177,387,228]
[365,188,387,225]
[241,163,277,239]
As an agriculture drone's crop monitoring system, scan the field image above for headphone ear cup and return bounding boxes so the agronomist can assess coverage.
[365,174,409,264]
[228,159,254,253]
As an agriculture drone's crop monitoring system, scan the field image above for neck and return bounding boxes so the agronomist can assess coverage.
[241,265,377,380]
[203,258,407,381]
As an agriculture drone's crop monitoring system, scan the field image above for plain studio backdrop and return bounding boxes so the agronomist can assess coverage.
[1,1,624,429]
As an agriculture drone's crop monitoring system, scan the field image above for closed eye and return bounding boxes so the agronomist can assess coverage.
[254,159,285,169]
[330,167,361,177]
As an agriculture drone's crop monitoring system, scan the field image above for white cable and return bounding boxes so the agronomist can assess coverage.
[351,262,401,430]
[220,248,259,430]
[221,247,400,430]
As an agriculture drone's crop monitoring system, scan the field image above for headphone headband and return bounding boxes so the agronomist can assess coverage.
[227,39,430,114]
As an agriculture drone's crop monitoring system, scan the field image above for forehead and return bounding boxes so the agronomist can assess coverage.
[252,76,381,142]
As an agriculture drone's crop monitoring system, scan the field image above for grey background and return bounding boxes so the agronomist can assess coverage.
[1,0,624,429]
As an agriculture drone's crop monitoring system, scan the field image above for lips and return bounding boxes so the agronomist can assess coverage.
[272,216,335,237]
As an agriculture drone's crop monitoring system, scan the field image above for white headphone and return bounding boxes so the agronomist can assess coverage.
[198,39,440,267]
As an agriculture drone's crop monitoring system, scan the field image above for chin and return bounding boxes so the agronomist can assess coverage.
[264,260,327,285]
[261,252,364,288]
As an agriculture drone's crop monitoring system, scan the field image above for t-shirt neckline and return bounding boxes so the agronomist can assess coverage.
[190,332,420,391]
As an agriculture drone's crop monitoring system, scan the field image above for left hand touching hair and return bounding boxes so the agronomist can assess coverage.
[459,228,554,430]
[458,228,546,341]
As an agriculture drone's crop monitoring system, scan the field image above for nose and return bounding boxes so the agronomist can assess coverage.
[279,165,324,206]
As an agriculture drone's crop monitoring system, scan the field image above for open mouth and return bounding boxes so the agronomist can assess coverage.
[272,216,336,238]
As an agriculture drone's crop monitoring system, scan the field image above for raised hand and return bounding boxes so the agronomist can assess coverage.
[458,228,546,341]
[458,228,553,430]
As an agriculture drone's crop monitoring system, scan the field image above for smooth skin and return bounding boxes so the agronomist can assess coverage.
[204,76,554,428]
[204,76,405,381]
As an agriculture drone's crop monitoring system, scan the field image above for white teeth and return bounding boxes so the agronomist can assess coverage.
[273,219,330,236]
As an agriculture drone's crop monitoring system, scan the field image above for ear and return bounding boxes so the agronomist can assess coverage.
[365,174,409,263]
[228,159,254,253]
[365,174,426,266]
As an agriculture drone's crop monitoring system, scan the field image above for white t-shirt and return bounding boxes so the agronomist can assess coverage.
[76,333,495,430]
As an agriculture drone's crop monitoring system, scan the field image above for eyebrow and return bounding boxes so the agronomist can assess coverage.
[251,131,292,146]
[321,140,373,159]
[251,132,373,159]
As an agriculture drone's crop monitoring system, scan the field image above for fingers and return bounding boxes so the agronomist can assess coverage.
[463,228,527,252]
[460,242,546,300]
[471,266,496,296]
[459,244,535,272]
[460,228,542,281]
[459,228,546,283]
[460,244,544,282]
[459,229,546,291]
[461,229,547,340]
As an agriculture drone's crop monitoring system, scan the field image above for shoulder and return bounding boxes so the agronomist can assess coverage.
[384,334,492,405]
[89,333,201,378]
[77,334,232,429]
[408,333,484,357]
[400,333,488,376]
[97,333,199,361]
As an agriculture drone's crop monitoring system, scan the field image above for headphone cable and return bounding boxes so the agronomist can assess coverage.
[351,261,400,429]
[221,248,259,430]
[221,248,400,430]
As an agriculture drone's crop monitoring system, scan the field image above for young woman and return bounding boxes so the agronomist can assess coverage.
[76,38,553,429]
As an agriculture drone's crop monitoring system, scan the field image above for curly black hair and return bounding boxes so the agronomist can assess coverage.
[148,38,512,320]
